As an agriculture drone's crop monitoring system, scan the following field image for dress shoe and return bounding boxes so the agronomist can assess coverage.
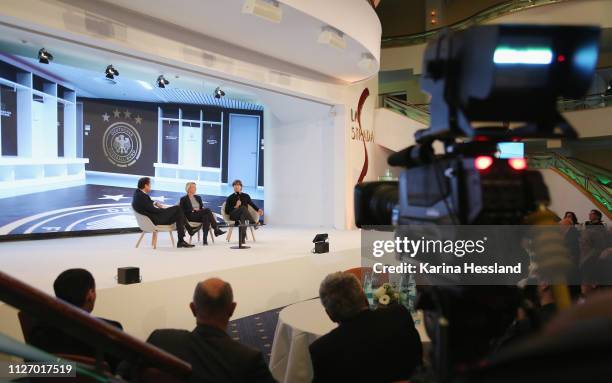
[214,228,226,237]
[187,225,201,237]
[203,238,208,245]
[177,241,195,248]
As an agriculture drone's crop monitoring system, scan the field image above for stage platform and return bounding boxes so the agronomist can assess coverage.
[0,184,263,237]
[0,226,361,342]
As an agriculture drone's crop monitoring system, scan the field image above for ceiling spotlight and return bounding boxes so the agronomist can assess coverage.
[318,26,346,50]
[38,48,53,64]
[214,87,225,99]
[242,0,282,23]
[157,75,169,88]
[105,65,119,80]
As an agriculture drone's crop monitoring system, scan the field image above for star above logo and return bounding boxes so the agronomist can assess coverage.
[124,110,132,118]
[102,112,110,122]
[113,109,121,118]
[134,115,142,124]
[99,194,128,201]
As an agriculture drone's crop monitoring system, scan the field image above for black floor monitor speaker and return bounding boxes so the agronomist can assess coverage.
[314,241,329,254]
[117,267,141,284]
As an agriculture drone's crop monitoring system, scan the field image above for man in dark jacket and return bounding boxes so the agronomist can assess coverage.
[145,278,276,383]
[224,179,263,244]
[132,177,195,248]
[28,269,124,372]
[310,272,422,383]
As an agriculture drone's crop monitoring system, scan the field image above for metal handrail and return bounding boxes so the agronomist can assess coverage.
[382,95,430,125]
[381,0,569,48]
[557,94,612,112]
[528,152,612,213]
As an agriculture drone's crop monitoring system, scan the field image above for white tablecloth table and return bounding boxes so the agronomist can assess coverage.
[269,299,335,383]
[269,298,430,383]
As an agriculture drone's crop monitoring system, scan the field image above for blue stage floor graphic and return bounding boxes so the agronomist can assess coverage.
[0,185,263,237]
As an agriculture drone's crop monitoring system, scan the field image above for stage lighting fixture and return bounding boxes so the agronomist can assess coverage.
[214,86,225,99]
[38,48,53,64]
[105,64,119,80]
[318,26,346,50]
[157,75,169,88]
[242,0,282,23]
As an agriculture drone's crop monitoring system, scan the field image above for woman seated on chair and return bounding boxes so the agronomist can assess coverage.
[180,182,226,245]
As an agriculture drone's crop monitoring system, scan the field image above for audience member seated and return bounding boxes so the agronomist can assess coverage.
[180,182,226,245]
[144,278,276,383]
[495,279,564,350]
[224,179,263,243]
[585,209,604,226]
[580,249,612,297]
[132,176,197,248]
[578,227,608,267]
[563,211,579,225]
[560,217,581,279]
[28,269,123,372]
[310,272,422,383]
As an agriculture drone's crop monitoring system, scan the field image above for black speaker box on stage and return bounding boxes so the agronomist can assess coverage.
[314,241,329,254]
[313,233,329,254]
[117,267,141,284]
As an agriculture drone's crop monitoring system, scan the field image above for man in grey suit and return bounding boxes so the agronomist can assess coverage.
[145,278,276,383]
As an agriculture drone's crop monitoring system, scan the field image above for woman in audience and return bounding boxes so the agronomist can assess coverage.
[563,211,578,225]
[180,182,225,245]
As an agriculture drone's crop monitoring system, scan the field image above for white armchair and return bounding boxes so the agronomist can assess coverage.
[187,221,215,244]
[220,202,257,243]
[133,211,176,249]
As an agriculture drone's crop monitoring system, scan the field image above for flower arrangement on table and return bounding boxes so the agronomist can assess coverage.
[372,283,400,307]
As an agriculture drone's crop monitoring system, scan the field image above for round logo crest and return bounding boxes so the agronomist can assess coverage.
[102,122,142,167]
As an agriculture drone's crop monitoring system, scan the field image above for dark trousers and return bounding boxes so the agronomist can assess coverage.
[229,206,251,242]
[186,209,218,233]
[152,206,188,240]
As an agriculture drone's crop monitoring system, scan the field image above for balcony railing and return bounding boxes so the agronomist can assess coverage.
[381,0,569,48]
[527,152,612,214]
[558,93,612,112]
[381,95,430,125]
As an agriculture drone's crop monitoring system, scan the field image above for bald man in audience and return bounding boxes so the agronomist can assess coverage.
[145,278,276,383]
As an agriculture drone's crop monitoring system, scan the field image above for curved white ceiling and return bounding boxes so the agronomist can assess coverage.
[97,0,381,83]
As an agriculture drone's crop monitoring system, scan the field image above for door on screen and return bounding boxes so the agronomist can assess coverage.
[180,121,202,168]
[228,114,259,187]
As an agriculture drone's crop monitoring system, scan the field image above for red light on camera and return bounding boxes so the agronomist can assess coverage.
[508,158,527,170]
[475,156,493,170]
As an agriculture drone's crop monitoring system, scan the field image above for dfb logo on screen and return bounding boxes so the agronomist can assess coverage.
[102,121,142,168]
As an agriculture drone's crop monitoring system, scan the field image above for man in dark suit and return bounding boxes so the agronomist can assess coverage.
[132,177,195,248]
[28,269,123,372]
[224,180,263,243]
[145,278,275,383]
[310,272,422,383]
